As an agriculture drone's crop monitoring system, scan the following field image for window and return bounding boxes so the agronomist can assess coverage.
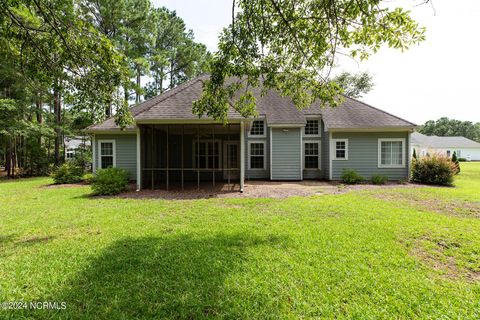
[456,150,462,157]
[304,119,320,136]
[66,148,75,159]
[249,142,265,169]
[249,120,265,137]
[378,139,405,168]
[194,141,220,169]
[332,139,348,160]
[304,142,320,169]
[99,140,115,169]
[446,150,451,157]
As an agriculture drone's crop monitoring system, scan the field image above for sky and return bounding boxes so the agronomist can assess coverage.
[152,0,480,125]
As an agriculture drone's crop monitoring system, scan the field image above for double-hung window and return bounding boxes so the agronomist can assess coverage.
[99,140,115,169]
[66,148,75,160]
[332,139,348,160]
[249,120,265,137]
[194,141,220,169]
[378,139,405,168]
[249,142,265,169]
[304,119,320,136]
[304,142,320,169]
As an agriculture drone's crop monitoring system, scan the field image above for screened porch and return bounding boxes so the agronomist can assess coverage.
[139,124,243,190]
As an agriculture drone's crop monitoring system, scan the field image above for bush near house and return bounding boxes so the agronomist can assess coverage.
[91,167,129,195]
[52,163,84,184]
[341,169,364,184]
[451,151,460,174]
[458,158,467,162]
[371,174,388,185]
[410,155,455,186]
[82,173,95,184]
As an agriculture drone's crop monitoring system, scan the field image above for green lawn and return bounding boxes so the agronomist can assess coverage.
[1,164,479,319]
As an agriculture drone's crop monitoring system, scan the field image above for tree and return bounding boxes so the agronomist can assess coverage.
[451,151,460,174]
[420,117,480,142]
[1,0,130,167]
[145,8,211,99]
[332,72,374,99]
[193,0,426,122]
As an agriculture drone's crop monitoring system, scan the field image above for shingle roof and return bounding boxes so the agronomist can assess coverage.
[88,74,415,131]
[411,132,480,148]
[313,97,416,129]
[135,74,245,121]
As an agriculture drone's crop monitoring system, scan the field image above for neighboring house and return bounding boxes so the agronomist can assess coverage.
[65,136,90,160]
[86,75,416,192]
[411,132,480,161]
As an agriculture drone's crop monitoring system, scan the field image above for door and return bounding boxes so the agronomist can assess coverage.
[223,141,240,180]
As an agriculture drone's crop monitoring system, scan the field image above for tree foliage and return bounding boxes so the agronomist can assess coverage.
[420,117,480,142]
[0,0,210,177]
[332,72,374,99]
[194,0,425,122]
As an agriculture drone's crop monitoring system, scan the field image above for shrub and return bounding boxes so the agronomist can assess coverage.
[371,174,388,185]
[451,151,460,174]
[458,158,467,162]
[341,169,364,184]
[52,163,84,184]
[82,173,95,184]
[410,155,455,186]
[91,167,129,195]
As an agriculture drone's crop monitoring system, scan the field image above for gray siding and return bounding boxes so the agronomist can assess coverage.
[271,128,302,180]
[94,134,137,180]
[244,126,270,179]
[331,131,409,180]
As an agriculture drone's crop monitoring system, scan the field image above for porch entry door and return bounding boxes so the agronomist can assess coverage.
[223,141,240,180]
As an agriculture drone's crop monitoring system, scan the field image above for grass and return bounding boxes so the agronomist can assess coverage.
[0,164,479,319]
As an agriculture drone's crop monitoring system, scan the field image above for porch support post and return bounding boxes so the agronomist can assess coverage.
[212,125,215,187]
[166,125,169,190]
[92,134,96,174]
[228,124,231,186]
[151,127,154,190]
[197,125,200,190]
[240,121,245,193]
[181,125,184,190]
[136,127,141,191]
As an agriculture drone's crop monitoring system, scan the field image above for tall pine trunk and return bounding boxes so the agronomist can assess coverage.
[159,66,164,94]
[136,65,141,104]
[36,98,42,145]
[53,87,61,166]
[169,58,174,89]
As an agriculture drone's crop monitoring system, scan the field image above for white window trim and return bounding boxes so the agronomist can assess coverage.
[303,119,321,137]
[332,139,349,160]
[247,120,266,138]
[378,138,406,168]
[98,139,116,169]
[248,140,266,170]
[303,140,321,170]
[192,139,222,169]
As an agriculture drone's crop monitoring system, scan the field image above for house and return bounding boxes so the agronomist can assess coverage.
[86,75,416,192]
[65,136,90,160]
[411,132,480,161]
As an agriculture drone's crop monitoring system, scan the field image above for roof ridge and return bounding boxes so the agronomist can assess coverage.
[134,75,206,119]
[343,95,417,127]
